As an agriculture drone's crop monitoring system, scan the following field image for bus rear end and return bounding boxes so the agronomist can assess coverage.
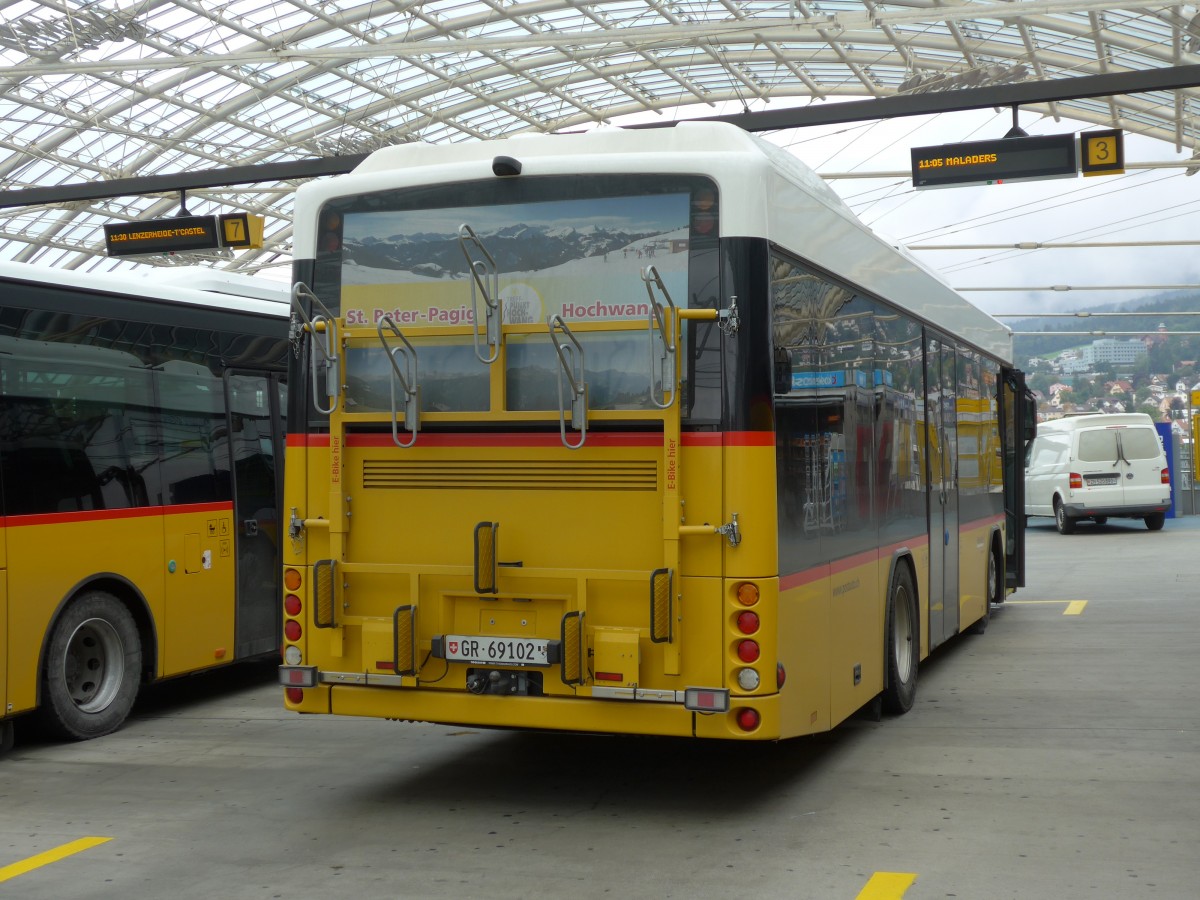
[279,133,781,739]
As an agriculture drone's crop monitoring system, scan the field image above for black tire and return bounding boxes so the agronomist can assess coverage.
[1145,512,1165,531]
[1093,516,1108,526]
[39,591,141,741]
[971,542,1002,634]
[1054,498,1076,535]
[882,563,918,715]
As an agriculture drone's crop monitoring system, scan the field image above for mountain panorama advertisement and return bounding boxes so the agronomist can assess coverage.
[339,193,691,328]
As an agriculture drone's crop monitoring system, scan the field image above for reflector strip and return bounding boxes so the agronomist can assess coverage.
[560,610,585,686]
[595,671,623,682]
[313,559,336,628]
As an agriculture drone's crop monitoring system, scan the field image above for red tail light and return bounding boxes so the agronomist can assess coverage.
[1069,472,1083,489]
[737,640,760,663]
[284,620,302,642]
[284,593,302,616]
[285,687,305,704]
[1161,468,1171,485]
[736,611,760,634]
[735,708,761,731]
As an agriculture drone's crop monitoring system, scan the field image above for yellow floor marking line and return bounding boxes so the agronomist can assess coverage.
[856,871,917,899]
[0,836,112,883]
[1008,599,1088,615]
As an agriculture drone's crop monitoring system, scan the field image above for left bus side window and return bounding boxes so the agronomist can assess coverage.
[0,346,154,515]
[157,362,231,505]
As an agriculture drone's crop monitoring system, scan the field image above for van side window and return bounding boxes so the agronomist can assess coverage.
[1077,430,1118,462]
[1030,433,1070,467]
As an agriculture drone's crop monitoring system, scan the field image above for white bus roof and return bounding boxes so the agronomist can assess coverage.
[0,260,289,319]
[294,121,1012,363]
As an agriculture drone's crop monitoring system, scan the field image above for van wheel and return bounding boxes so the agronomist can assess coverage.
[1145,512,1165,531]
[1093,516,1108,525]
[39,592,141,741]
[882,564,918,715]
[1054,498,1076,535]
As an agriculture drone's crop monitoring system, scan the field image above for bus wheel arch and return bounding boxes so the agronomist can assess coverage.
[882,555,918,715]
[37,581,152,741]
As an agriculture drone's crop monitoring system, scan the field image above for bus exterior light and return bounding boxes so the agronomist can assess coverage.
[777,662,787,689]
[284,594,302,616]
[737,667,760,690]
[284,568,302,591]
[736,610,760,634]
[736,708,761,731]
[737,639,760,663]
[736,582,759,606]
[283,645,302,665]
[285,687,305,705]
[284,620,302,642]
[683,687,730,712]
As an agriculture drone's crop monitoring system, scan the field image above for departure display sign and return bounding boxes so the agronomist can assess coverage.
[911,134,1078,189]
[1080,129,1124,177]
[104,213,265,256]
[104,215,221,256]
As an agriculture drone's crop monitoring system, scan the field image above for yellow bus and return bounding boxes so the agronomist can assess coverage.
[0,261,289,749]
[279,123,1033,740]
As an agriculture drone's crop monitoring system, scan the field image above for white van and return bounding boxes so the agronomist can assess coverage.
[1025,413,1171,533]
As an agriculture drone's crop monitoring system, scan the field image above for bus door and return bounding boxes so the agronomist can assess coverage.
[1000,367,1032,590]
[926,334,959,648]
[226,372,285,658]
[0,515,7,738]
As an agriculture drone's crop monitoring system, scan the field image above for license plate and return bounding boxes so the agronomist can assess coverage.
[1087,475,1118,486]
[443,634,551,666]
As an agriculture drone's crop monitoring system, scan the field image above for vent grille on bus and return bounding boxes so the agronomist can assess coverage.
[362,458,658,491]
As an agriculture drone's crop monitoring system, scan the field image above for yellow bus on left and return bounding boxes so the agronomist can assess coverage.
[0,260,289,751]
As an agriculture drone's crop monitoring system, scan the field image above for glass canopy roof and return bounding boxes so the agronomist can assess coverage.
[2,1,1199,276]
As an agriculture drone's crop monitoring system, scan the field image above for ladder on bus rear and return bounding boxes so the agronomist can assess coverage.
[287,253,740,681]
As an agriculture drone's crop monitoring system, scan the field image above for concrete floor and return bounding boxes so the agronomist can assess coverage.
[2,516,1198,899]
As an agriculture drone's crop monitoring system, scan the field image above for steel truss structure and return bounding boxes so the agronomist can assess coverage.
[2,1,1200,273]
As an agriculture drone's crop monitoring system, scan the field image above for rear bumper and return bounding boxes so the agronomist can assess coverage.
[1063,501,1169,518]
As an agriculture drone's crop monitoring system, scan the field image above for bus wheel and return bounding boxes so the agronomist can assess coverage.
[971,544,1001,634]
[39,592,141,741]
[1054,498,1076,535]
[882,564,918,715]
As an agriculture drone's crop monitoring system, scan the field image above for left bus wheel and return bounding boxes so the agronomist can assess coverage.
[882,564,918,715]
[39,592,142,741]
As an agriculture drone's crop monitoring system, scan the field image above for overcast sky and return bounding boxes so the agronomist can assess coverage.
[754,107,1200,323]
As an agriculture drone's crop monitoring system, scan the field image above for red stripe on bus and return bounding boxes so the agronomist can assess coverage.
[722,432,775,446]
[289,430,773,448]
[343,432,662,448]
[4,501,233,528]
[778,522,1011,593]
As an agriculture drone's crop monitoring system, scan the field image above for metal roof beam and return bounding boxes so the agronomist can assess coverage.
[0,156,366,210]
[637,64,1200,131]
